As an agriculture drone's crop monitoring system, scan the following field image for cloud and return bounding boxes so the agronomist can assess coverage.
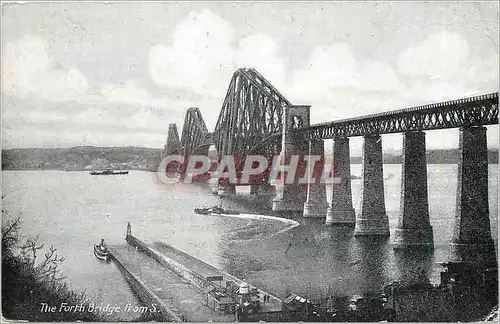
[149,9,236,97]
[100,80,201,135]
[397,30,498,102]
[398,31,470,79]
[148,15,498,153]
[284,30,498,152]
[147,12,407,126]
[292,44,356,95]
[149,9,291,100]
[147,9,295,133]
[289,30,498,125]
[2,34,88,101]
[1,95,185,149]
[288,43,407,125]
[101,80,152,104]
[291,43,404,101]
[235,33,287,90]
[2,12,497,150]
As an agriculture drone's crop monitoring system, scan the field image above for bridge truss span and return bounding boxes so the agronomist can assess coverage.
[300,92,498,140]
[180,107,213,155]
[213,68,291,161]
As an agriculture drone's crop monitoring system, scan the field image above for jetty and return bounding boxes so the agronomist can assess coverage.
[106,223,287,322]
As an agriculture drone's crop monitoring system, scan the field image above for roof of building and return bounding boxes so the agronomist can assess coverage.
[283,294,311,305]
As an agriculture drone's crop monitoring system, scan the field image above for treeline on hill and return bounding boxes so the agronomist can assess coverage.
[1,147,498,170]
[1,146,163,171]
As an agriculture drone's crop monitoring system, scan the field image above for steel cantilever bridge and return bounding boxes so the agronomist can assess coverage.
[164,67,498,171]
[164,67,499,256]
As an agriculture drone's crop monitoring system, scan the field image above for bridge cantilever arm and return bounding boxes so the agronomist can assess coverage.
[238,69,291,107]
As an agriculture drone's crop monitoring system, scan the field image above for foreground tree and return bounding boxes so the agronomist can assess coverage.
[1,200,103,321]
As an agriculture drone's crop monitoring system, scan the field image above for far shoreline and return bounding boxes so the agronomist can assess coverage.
[2,161,499,172]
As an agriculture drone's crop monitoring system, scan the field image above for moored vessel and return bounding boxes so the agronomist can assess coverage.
[194,205,240,215]
[195,198,240,215]
[94,239,110,261]
[90,169,129,175]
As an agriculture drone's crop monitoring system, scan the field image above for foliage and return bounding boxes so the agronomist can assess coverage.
[1,201,105,321]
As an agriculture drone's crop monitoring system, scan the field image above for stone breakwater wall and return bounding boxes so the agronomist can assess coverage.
[108,247,183,322]
[125,235,286,321]
[125,235,211,291]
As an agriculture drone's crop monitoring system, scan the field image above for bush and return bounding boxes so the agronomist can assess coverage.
[1,201,105,321]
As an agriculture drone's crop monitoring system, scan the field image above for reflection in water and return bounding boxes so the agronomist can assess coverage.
[353,236,392,293]
[320,226,355,296]
[394,248,435,286]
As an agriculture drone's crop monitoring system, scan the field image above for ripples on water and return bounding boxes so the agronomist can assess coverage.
[2,164,498,320]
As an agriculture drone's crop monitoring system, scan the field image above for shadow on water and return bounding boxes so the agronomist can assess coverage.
[219,190,274,214]
[393,248,435,287]
[352,236,392,293]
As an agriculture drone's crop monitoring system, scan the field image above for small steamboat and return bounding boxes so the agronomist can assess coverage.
[195,198,240,215]
[90,169,129,175]
[94,239,110,261]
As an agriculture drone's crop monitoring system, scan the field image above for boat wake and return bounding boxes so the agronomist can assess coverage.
[212,212,300,235]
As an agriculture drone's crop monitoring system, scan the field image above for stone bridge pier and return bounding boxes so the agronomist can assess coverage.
[303,139,328,217]
[325,137,355,225]
[250,183,275,195]
[449,126,496,266]
[206,145,236,196]
[394,131,434,249]
[218,183,236,196]
[355,134,389,236]
[272,105,310,212]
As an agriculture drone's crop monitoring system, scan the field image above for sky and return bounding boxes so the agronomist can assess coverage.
[1,2,499,154]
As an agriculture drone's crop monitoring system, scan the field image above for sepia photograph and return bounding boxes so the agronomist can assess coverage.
[1,1,499,322]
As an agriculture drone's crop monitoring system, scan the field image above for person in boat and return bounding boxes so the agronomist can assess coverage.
[99,238,107,251]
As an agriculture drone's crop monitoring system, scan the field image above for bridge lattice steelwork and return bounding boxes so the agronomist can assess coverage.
[213,68,291,161]
[165,123,181,155]
[300,93,498,140]
[180,107,213,155]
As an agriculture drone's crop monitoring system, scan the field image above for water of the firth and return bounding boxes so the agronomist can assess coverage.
[2,164,498,321]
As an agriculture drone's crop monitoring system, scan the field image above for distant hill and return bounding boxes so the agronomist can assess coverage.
[1,146,163,171]
[350,149,498,164]
[1,147,498,171]
[425,149,498,164]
